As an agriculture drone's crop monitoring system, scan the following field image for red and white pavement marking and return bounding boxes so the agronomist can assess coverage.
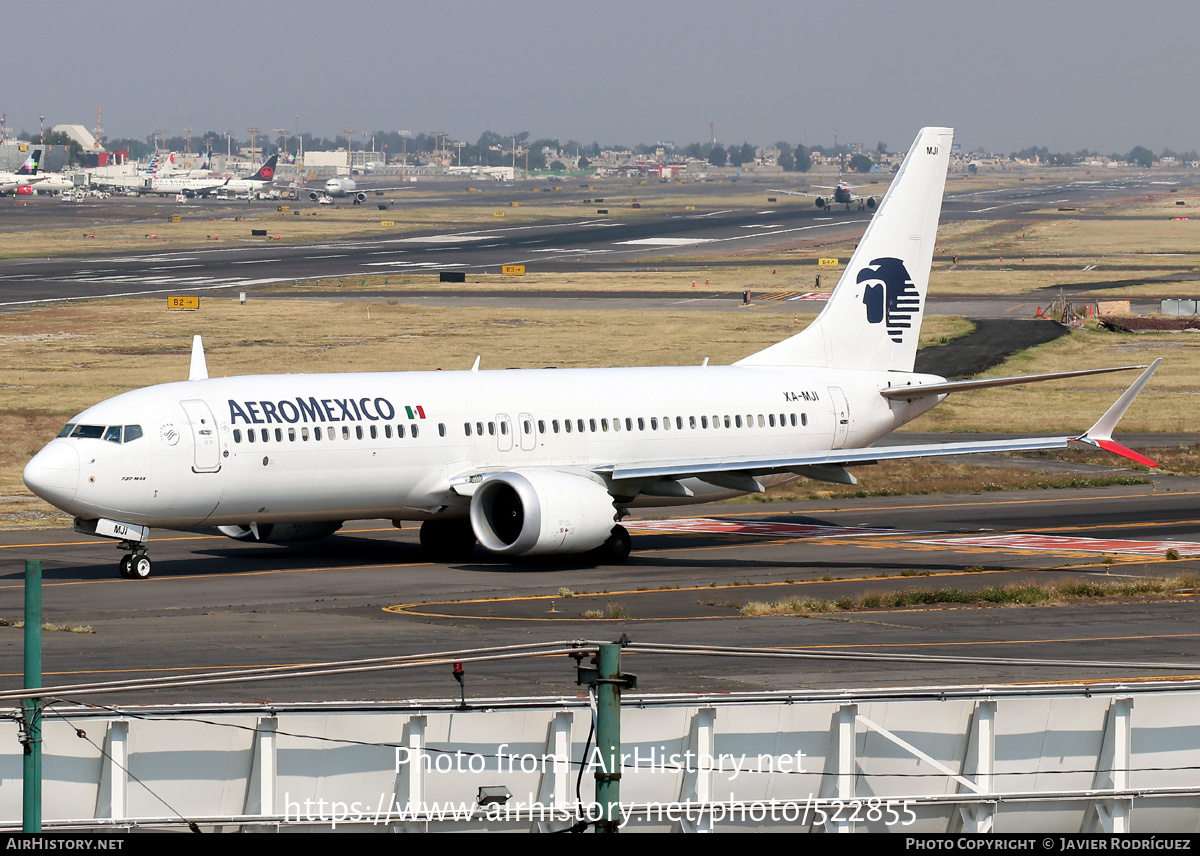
[631,517,923,538]
[786,292,832,301]
[917,533,1200,557]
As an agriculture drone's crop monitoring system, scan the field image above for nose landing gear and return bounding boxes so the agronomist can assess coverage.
[118,541,152,579]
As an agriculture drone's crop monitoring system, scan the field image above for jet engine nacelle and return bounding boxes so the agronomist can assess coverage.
[469,469,616,557]
[16,186,32,196]
[353,192,366,203]
[307,190,321,201]
[867,197,877,210]
[217,522,343,542]
[815,197,826,209]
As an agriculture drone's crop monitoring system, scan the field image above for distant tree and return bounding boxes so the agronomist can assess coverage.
[590,141,601,157]
[708,144,727,167]
[791,143,811,172]
[683,142,703,160]
[876,140,888,155]
[1127,146,1156,168]
[967,163,978,175]
[728,142,755,167]
[777,144,795,171]
[848,153,874,173]
[549,160,566,171]
[577,155,590,170]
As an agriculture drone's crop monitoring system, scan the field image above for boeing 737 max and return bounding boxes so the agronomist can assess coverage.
[23,127,1161,579]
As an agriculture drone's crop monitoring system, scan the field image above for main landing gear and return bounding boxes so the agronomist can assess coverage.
[118,541,152,579]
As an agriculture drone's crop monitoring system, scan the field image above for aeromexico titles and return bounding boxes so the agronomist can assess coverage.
[23,127,1161,579]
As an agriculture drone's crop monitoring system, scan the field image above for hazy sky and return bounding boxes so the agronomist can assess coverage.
[5,0,1197,155]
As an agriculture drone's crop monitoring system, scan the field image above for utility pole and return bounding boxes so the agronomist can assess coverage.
[22,560,42,832]
[246,128,259,169]
[343,129,356,175]
[274,128,287,161]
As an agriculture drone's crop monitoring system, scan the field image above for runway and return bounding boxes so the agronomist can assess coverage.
[1,477,1197,704]
[0,171,1189,312]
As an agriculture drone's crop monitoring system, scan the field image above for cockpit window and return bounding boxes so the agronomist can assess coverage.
[64,424,144,443]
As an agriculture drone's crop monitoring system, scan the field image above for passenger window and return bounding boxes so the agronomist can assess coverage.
[701,416,708,429]
[287,428,295,442]
[233,429,242,443]
[500,422,508,435]
[625,418,632,431]
[260,429,268,442]
[411,424,419,438]
[476,422,484,435]
[383,425,390,439]
[103,426,122,443]
[538,420,545,433]
[315,427,322,440]
[398,425,406,438]
[723,416,731,429]
[123,425,143,442]
[689,416,695,429]
[589,419,596,432]
[790,414,798,427]
[371,425,378,439]
[769,414,776,427]
[302,427,310,441]
[488,422,495,435]
[801,413,808,426]
[247,430,256,443]
[524,420,532,434]
[651,418,658,430]
[355,425,363,440]
[735,415,743,428]
[438,423,446,437]
[342,426,350,440]
[662,417,669,431]
[464,422,472,436]
[552,420,560,433]
[758,414,765,427]
[576,419,584,433]
[638,418,645,431]
[276,428,284,442]
[564,419,572,433]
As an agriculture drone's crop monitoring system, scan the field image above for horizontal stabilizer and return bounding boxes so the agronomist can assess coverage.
[880,364,1148,400]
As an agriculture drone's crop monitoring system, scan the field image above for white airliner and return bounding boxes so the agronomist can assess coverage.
[771,176,884,211]
[23,127,1161,579]
[0,149,46,193]
[306,174,411,204]
[220,155,278,196]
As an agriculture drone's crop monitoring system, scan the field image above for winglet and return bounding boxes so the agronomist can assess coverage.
[189,334,209,381]
[1072,359,1161,466]
[471,355,480,372]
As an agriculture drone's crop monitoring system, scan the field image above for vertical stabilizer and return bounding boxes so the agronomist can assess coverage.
[736,127,953,372]
[15,149,41,176]
[188,335,208,381]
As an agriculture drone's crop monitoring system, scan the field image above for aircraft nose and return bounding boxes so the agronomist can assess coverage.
[23,442,79,506]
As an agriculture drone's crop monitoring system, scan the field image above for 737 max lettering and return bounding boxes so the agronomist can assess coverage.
[23,127,1160,580]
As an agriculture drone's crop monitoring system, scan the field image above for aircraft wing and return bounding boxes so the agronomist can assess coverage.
[596,360,1162,485]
